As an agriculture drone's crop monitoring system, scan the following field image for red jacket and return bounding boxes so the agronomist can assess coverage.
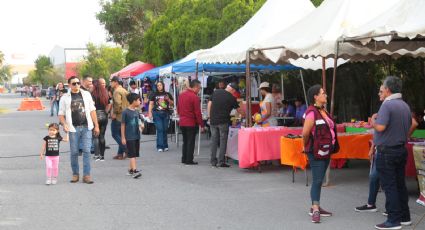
[177,89,204,127]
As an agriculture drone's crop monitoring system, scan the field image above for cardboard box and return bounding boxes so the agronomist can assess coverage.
[417,175,425,195]
[413,145,425,171]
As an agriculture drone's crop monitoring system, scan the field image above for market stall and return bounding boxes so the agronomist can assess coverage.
[236,124,346,169]
[280,133,373,170]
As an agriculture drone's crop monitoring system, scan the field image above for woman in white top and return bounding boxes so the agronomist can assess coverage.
[258,82,277,127]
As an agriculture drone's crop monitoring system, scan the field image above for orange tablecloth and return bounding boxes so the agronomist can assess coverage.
[280,133,373,170]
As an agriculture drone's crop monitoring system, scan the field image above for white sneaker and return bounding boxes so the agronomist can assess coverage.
[51,177,57,185]
[164,148,169,151]
[158,149,163,152]
[401,221,412,226]
[45,178,52,185]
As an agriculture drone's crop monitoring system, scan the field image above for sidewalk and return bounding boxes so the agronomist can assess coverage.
[0,93,424,230]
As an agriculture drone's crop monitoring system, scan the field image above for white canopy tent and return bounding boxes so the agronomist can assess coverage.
[341,0,425,58]
[251,0,401,62]
[248,0,402,116]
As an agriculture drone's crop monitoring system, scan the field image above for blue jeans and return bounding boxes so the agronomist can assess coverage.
[111,119,126,155]
[69,126,92,176]
[376,145,410,224]
[307,153,330,205]
[368,153,380,205]
[50,100,58,116]
[153,111,169,150]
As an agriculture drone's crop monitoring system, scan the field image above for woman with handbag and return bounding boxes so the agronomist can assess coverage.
[302,84,339,223]
[92,78,110,161]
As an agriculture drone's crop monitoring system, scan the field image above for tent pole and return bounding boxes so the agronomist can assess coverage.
[322,57,326,91]
[195,63,199,80]
[330,41,340,116]
[280,73,285,100]
[300,70,308,106]
[173,74,178,144]
[246,50,252,127]
[324,40,340,187]
[197,71,205,156]
[258,73,262,101]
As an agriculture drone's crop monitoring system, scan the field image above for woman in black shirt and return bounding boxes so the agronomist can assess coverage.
[148,81,174,152]
[92,78,110,160]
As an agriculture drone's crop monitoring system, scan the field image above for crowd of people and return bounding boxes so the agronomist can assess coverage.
[39,74,424,229]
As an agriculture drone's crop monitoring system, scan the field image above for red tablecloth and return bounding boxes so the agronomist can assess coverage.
[406,143,417,177]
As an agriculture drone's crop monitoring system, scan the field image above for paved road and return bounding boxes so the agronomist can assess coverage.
[0,93,424,230]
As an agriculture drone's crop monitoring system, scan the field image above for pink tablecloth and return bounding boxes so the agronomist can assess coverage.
[237,124,346,169]
[238,127,302,168]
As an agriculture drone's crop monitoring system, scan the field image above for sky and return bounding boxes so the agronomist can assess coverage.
[0,0,109,65]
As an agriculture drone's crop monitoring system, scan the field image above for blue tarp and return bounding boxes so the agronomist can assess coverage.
[133,59,298,80]
[173,59,298,73]
[133,61,178,80]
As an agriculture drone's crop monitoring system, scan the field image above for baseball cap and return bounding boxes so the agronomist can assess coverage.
[110,76,122,83]
[259,82,270,89]
[228,82,239,91]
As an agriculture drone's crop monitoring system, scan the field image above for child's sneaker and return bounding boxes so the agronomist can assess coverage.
[45,178,52,185]
[99,156,105,161]
[51,177,57,185]
[127,169,134,176]
[132,170,142,179]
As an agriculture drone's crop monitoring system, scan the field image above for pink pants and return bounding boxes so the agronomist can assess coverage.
[45,156,60,178]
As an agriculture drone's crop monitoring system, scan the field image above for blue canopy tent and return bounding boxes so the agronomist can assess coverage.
[133,61,179,81]
[166,59,299,74]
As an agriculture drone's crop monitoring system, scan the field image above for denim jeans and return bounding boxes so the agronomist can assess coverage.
[50,100,58,116]
[210,123,229,165]
[153,111,169,150]
[69,126,92,176]
[307,153,330,205]
[376,146,410,224]
[368,153,380,205]
[111,119,126,155]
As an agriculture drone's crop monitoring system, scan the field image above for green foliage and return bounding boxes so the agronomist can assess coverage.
[0,64,12,83]
[141,0,266,66]
[310,0,324,7]
[97,0,169,46]
[0,51,4,66]
[26,55,62,86]
[78,43,126,79]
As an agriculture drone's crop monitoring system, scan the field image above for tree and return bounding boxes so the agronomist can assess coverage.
[141,0,266,66]
[78,43,126,79]
[97,0,169,46]
[26,55,62,86]
[0,51,4,66]
[0,64,12,84]
[310,0,324,7]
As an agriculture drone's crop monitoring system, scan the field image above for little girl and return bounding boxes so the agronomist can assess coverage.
[40,123,68,185]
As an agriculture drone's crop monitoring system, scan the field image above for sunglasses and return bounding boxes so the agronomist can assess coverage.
[71,82,81,86]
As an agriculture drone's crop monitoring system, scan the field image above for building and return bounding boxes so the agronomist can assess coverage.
[49,45,87,79]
